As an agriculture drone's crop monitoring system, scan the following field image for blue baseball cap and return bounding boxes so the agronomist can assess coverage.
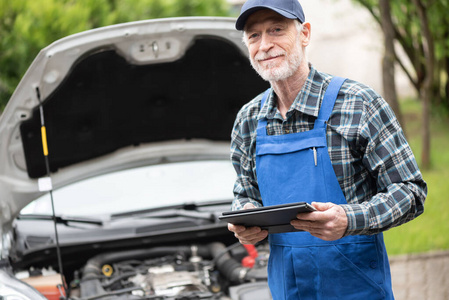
[236,0,306,30]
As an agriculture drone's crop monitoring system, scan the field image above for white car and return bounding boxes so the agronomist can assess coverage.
[0,17,271,300]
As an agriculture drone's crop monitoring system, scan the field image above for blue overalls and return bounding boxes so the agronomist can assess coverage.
[255,77,394,299]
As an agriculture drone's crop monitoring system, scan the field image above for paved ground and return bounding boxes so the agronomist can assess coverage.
[389,250,449,300]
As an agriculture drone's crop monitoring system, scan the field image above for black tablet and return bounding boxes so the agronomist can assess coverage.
[219,202,316,234]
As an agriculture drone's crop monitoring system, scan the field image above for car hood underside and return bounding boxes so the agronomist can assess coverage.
[0,17,269,230]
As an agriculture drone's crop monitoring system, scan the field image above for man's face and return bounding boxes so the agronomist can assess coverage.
[244,9,305,82]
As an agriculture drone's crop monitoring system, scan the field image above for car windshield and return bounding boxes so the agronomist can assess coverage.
[21,160,235,217]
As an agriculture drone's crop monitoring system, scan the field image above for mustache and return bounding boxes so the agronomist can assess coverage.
[254,50,286,61]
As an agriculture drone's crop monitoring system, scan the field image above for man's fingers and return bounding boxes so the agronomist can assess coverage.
[290,219,320,231]
[311,201,334,211]
[295,202,336,222]
[227,223,268,245]
[236,228,268,244]
[238,232,268,244]
[243,203,257,210]
[228,223,246,233]
[290,203,348,241]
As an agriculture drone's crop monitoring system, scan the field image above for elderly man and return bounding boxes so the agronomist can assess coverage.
[228,0,427,299]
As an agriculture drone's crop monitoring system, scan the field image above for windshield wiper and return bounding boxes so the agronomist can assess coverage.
[142,210,216,221]
[17,214,103,226]
[111,200,231,220]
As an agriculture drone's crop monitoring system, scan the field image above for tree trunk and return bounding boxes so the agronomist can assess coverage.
[413,0,433,170]
[445,57,449,110]
[379,0,405,134]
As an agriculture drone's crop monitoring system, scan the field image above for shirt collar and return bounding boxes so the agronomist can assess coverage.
[257,65,328,121]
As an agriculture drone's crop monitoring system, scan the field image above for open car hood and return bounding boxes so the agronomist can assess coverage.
[0,17,269,231]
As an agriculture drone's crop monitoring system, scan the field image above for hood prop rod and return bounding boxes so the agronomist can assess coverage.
[36,87,69,299]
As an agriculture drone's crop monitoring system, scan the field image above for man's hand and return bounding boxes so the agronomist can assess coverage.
[227,203,269,245]
[290,202,348,241]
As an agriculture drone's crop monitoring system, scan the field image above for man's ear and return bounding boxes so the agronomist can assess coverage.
[301,22,311,47]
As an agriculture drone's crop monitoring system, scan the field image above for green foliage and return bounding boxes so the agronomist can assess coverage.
[109,0,230,23]
[0,0,231,110]
[384,99,449,255]
[350,0,449,114]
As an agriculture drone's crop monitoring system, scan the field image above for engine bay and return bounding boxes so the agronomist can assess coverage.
[15,242,271,300]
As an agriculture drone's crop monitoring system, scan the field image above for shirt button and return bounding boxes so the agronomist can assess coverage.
[370,261,378,269]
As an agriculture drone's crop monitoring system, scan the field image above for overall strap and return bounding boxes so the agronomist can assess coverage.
[314,76,346,128]
[257,77,346,135]
[256,88,271,137]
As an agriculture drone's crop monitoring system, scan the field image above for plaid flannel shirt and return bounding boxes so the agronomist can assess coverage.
[230,65,427,236]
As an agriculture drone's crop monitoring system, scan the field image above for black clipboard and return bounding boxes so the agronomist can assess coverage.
[219,202,316,234]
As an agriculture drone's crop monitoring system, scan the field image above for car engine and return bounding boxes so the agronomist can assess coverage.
[61,242,271,300]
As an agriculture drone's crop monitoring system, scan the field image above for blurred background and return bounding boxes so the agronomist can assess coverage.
[1,0,448,298]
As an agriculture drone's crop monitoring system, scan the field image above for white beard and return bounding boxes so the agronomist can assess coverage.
[250,38,303,82]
